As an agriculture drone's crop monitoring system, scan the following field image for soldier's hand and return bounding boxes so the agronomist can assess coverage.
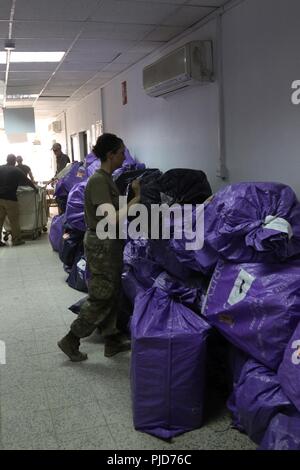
[131,179,141,196]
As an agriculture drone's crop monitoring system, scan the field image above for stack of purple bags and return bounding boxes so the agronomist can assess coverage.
[126,170,213,440]
[199,182,300,449]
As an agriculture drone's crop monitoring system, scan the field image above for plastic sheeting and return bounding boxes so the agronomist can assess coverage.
[86,158,101,177]
[259,412,300,450]
[69,296,87,315]
[141,168,212,206]
[162,204,218,277]
[59,229,84,268]
[228,356,292,444]
[55,162,86,198]
[278,322,300,412]
[203,182,300,264]
[115,168,159,196]
[67,256,88,293]
[131,272,211,439]
[49,214,65,252]
[84,152,97,168]
[65,180,87,232]
[149,239,197,281]
[122,239,162,303]
[203,259,300,370]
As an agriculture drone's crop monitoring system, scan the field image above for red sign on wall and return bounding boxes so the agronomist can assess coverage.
[122,81,128,105]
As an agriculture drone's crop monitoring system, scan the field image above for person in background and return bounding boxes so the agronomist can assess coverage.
[16,156,35,182]
[52,143,70,176]
[58,133,141,362]
[0,154,37,246]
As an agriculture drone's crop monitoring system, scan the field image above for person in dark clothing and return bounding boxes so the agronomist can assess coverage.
[52,143,70,176]
[16,156,35,182]
[58,133,141,362]
[0,154,37,246]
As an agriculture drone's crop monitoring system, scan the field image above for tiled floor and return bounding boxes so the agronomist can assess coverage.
[0,230,256,450]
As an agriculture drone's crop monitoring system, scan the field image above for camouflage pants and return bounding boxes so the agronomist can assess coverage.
[71,232,124,339]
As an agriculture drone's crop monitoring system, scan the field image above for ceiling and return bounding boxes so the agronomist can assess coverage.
[0,0,229,120]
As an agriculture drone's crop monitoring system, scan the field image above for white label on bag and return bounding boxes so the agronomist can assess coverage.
[228,269,255,306]
[291,340,300,365]
[263,215,293,239]
[77,259,86,270]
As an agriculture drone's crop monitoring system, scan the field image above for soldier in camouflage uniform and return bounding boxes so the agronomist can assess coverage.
[58,133,141,362]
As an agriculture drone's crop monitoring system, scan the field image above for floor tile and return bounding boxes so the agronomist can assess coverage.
[51,402,106,434]
[58,426,116,450]
[108,423,173,450]
[46,381,97,409]
[1,409,54,443]
[1,388,49,413]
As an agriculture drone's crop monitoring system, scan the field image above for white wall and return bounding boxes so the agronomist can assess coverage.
[102,21,221,192]
[222,0,300,194]
[63,0,300,195]
[66,89,102,159]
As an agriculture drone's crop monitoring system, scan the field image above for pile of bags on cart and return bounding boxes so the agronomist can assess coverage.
[125,181,300,449]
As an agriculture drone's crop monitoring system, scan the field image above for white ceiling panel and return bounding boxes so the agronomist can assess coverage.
[9,63,58,72]
[66,50,122,63]
[73,39,136,53]
[80,22,154,41]
[162,5,215,25]
[7,86,43,94]
[112,50,150,64]
[104,62,132,73]
[187,0,227,5]
[13,21,85,38]
[0,21,10,38]
[90,71,117,80]
[92,0,180,24]
[9,71,55,80]
[8,80,47,87]
[14,0,99,21]
[0,1,12,20]
[38,96,70,102]
[133,0,187,3]
[53,70,97,81]
[143,25,186,41]
[44,85,79,92]
[59,62,110,72]
[129,41,165,53]
[49,80,89,89]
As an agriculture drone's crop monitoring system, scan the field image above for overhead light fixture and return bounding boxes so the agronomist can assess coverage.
[7,94,39,99]
[0,51,65,63]
[4,40,15,51]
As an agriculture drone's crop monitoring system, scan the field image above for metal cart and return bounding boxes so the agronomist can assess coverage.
[3,186,48,241]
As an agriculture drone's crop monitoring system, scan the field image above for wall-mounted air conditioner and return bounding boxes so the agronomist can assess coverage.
[143,40,214,98]
[48,120,62,133]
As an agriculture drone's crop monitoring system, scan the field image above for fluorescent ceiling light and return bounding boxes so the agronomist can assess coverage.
[0,51,65,63]
[7,94,39,99]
